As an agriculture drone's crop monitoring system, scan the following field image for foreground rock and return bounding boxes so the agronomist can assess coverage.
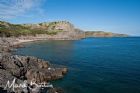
[0,38,67,93]
[0,53,67,93]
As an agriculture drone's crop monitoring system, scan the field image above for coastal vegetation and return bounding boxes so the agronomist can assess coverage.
[0,21,64,37]
[0,21,128,38]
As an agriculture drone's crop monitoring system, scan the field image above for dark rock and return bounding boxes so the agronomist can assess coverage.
[0,38,68,93]
[47,88,64,93]
[0,53,67,93]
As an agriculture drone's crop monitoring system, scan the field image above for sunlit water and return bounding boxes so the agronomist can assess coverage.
[14,37,140,93]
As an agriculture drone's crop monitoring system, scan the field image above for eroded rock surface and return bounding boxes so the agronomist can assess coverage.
[0,38,67,93]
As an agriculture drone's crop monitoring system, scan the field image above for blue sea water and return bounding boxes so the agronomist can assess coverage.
[14,37,140,93]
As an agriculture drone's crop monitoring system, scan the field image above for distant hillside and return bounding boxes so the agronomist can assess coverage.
[0,21,128,39]
[85,31,128,37]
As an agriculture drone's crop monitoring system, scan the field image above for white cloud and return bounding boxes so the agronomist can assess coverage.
[0,0,45,20]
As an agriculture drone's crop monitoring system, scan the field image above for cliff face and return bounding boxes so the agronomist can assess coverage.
[0,21,128,39]
[0,21,85,39]
[21,21,86,39]
[22,21,75,32]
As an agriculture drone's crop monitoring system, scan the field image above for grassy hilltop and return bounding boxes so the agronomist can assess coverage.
[0,21,73,37]
[0,21,128,38]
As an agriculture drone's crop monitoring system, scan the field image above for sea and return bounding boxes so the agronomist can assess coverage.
[14,37,140,93]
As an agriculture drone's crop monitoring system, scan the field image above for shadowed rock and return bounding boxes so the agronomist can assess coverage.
[0,38,68,93]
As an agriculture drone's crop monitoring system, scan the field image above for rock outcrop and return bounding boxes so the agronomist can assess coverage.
[0,38,67,93]
[0,54,67,93]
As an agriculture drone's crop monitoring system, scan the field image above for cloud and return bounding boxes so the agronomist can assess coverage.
[0,0,45,20]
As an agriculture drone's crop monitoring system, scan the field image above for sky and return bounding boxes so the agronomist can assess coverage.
[0,0,140,36]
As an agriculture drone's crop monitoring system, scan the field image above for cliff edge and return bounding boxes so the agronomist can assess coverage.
[0,21,128,39]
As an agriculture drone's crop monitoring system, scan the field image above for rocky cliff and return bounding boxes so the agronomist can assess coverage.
[0,21,84,39]
[0,21,128,39]
[22,21,75,32]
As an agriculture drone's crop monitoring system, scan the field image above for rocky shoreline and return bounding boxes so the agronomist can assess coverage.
[0,37,68,93]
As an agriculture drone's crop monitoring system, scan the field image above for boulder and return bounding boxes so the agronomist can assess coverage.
[0,54,67,93]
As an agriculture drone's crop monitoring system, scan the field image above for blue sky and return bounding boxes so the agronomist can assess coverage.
[0,0,140,35]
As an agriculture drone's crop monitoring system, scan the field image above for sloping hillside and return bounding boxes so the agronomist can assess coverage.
[85,31,128,37]
[0,21,128,39]
[0,21,75,37]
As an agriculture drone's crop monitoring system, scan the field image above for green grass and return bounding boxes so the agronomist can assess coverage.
[0,25,62,37]
[0,21,64,37]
